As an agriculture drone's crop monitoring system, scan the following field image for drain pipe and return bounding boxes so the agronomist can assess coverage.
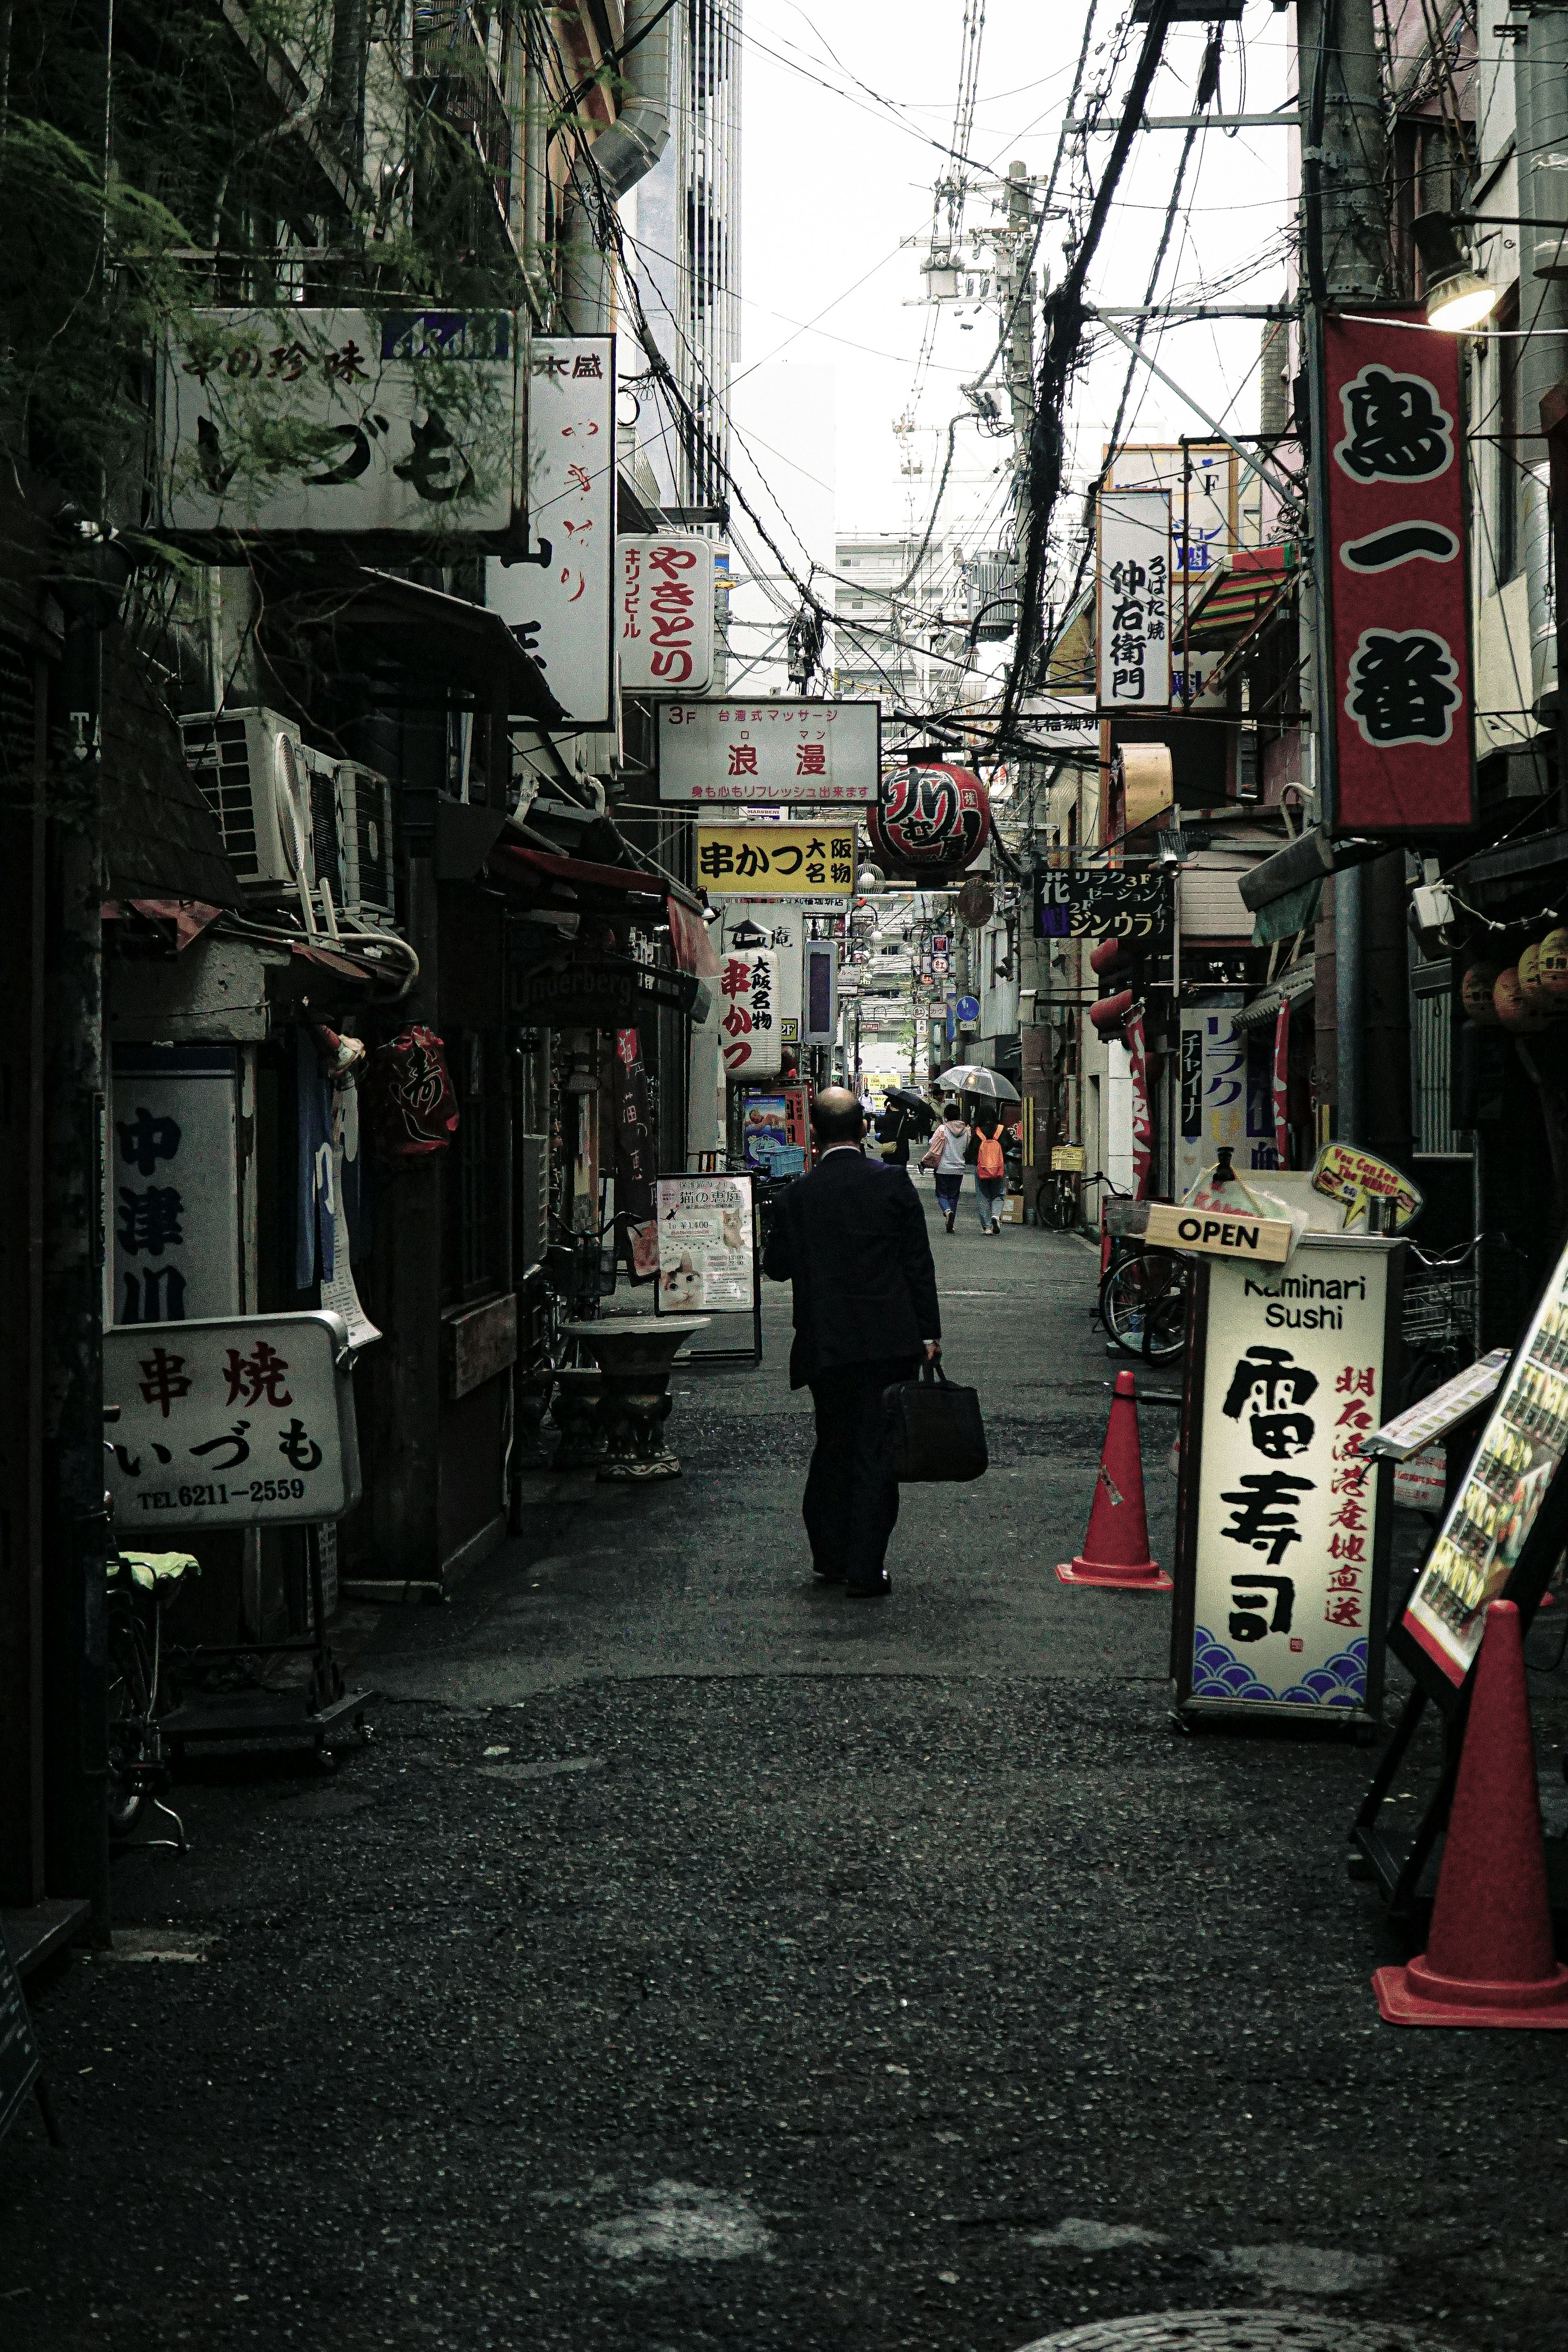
[562,0,675,332]
[1515,3,1568,714]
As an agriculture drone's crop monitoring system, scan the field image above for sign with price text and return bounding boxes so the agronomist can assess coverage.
[104,1312,361,1528]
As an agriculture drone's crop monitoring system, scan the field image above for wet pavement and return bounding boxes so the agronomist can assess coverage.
[3,1182,1567,2352]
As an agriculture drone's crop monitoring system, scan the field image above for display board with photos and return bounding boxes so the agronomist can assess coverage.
[654,1173,761,1368]
[1397,1235,1568,1693]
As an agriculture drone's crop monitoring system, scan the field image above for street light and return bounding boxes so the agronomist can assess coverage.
[1413,212,1500,331]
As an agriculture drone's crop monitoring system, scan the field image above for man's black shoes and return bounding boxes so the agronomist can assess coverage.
[813,1559,847,1584]
[844,1570,891,1598]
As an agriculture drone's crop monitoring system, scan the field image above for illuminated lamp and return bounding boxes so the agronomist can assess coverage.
[1413,212,1500,332]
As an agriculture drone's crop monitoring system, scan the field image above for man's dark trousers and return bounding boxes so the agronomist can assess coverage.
[804,1354,918,1583]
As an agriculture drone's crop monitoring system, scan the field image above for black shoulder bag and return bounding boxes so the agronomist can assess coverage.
[882,1359,989,1484]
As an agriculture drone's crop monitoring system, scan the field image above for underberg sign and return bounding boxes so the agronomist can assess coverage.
[1145,1201,1294,1264]
[508,953,699,1028]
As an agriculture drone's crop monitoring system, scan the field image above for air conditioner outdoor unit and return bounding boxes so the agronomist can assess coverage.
[179,707,311,898]
[333,761,396,926]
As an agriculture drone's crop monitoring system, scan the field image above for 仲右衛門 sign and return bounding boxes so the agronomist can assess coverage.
[696,825,856,899]
[659,699,880,801]
[619,534,715,693]
[157,308,521,544]
[1097,490,1171,711]
[1322,311,1473,833]
[1174,1237,1398,1723]
[103,1312,361,1528]
[487,335,616,726]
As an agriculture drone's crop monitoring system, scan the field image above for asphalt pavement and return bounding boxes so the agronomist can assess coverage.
[3,1174,1567,2352]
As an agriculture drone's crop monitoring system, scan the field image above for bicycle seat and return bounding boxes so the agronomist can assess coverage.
[113,1551,200,1592]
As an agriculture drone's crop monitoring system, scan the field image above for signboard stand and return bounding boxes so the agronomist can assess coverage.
[654,1171,762,1369]
[0,1927,62,2152]
[1170,1236,1405,1737]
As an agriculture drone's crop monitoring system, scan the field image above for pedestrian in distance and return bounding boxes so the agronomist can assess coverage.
[762,1086,941,1598]
[971,1110,1007,1234]
[920,1100,971,1232]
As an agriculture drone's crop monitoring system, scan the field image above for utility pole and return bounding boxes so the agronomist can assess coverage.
[1001,161,1036,589]
[1298,0,1404,1161]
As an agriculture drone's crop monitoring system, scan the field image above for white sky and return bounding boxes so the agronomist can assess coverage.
[727,0,1295,610]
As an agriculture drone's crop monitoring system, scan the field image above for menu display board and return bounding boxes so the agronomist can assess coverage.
[1401,1250,1568,1685]
[654,1176,756,1313]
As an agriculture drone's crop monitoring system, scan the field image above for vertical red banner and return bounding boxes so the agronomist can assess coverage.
[1272,1000,1291,1169]
[1125,1012,1152,1200]
[1323,311,1473,834]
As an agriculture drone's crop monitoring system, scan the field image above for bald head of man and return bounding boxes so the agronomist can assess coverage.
[811,1087,865,1148]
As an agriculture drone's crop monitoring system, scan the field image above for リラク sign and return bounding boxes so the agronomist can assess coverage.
[1322,311,1473,833]
[488,335,616,725]
[104,1312,361,1527]
[620,534,715,693]
[696,824,855,899]
[1174,1238,1397,1723]
[1097,491,1171,711]
[658,699,880,802]
[1035,862,1172,940]
[158,308,521,544]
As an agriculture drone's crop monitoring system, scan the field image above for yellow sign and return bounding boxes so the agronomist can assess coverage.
[695,825,855,900]
[1050,1143,1086,1173]
[1311,1142,1423,1231]
[1146,1200,1294,1265]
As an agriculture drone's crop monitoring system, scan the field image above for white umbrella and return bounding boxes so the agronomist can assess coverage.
[935,1064,1021,1102]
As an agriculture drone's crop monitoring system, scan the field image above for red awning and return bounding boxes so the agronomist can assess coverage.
[490,844,666,899]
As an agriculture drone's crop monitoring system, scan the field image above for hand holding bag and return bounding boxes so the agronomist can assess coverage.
[882,1359,989,1483]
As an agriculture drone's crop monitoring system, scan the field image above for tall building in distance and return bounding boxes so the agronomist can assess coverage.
[633,2,743,511]
[832,532,991,715]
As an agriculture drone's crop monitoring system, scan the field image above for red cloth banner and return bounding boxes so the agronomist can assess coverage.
[1125,1012,1152,1200]
[1323,310,1473,834]
[1272,1000,1291,1169]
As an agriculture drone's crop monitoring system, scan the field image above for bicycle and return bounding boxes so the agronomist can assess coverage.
[105,1548,198,1851]
[1097,1195,1192,1365]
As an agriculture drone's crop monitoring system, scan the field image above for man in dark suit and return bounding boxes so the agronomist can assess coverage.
[763,1087,941,1597]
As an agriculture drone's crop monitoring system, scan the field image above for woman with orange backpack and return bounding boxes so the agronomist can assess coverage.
[970,1111,1008,1234]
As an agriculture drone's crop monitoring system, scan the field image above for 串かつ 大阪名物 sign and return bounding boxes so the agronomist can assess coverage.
[696,825,856,899]
[1173,1236,1400,1724]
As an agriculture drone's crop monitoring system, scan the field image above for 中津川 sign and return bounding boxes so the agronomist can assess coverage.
[659,700,880,802]
[111,1047,240,1326]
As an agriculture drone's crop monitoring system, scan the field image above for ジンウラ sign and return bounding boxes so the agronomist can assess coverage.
[620,534,715,693]
[103,1312,361,1528]
[1035,862,1173,940]
[658,700,880,802]
[696,825,855,899]
[1171,1235,1403,1726]
[1321,310,1473,833]
[157,308,522,545]
[488,335,616,726]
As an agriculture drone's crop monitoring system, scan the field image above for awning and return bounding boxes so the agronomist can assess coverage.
[490,843,666,899]
[1234,956,1316,1033]
[1180,544,1298,654]
[281,568,565,724]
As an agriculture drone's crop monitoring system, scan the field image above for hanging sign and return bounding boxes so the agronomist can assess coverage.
[1145,1201,1294,1264]
[1322,310,1474,833]
[658,699,880,802]
[619,534,715,693]
[488,334,616,725]
[723,905,804,1040]
[1399,1243,1568,1687]
[654,1175,757,1311]
[715,949,781,1078]
[1097,490,1171,711]
[1172,1237,1401,1724]
[696,824,855,899]
[111,1047,240,1326]
[103,1312,361,1527]
[1311,1140,1423,1229]
[1105,443,1238,586]
[157,308,522,545]
[1176,1004,1248,1197]
[1035,863,1172,940]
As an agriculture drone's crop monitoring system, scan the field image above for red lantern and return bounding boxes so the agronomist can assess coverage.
[869,762,991,874]
[365,1025,459,1159]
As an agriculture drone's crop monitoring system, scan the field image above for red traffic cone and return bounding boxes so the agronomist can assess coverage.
[1056,1370,1171,1590]
[1374,1599,1568,2027]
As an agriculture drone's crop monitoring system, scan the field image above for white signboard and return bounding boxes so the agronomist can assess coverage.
[716,947,781,1080]
[1097,490,1171,712]
[722,907,803,1042]
[655,1176,756,1312]
[620,534,715,693]
[1183,1239,1392,1717]
[158,308,521,541]
[658,699,880,802]
[488,335,616,725]
[111,1049,240,1326]
[1176,1004,1247,1197]
[104,1312,361,1528]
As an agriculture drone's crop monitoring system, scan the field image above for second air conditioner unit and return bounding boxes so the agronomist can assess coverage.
[179,706,312,899]
[333,762,396,926]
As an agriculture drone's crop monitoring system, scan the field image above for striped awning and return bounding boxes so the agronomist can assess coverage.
[1181,544,1298,651]
[1234,955,1316,1033]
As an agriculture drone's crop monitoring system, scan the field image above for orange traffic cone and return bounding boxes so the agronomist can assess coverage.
[1374,1599,1568,2027]
[1056,1369,1171,1590]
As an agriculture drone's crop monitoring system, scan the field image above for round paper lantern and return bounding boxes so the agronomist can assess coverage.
[1461,961,1503,1025]
[1540,928,1568,1004]
[869,762,991,874]
[1519,940,1549,1007]
[1494,966,1549,1031]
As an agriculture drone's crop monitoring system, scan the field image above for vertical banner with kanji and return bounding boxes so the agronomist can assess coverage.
[1272,1001,1292,1170]
[1096,490,1171,712]
[1322,311,1473,833]
[1125,1011,1152,1200]
[488,334,616,725]
[1175,1005,1247,1197]
[1176,1238,1395,1721]
[111,1047,240,1325]
[716,949,781,1080]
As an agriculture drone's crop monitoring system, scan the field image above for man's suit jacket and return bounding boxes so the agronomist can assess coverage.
[763,1148,941,1389]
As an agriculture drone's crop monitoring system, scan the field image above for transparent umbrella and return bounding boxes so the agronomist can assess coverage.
[935,1064,1021,1102]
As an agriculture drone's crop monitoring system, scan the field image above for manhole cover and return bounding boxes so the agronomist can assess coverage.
[1016,2316,1450,2352]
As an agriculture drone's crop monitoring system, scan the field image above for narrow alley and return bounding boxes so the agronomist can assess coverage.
[4,1204,1564,2352]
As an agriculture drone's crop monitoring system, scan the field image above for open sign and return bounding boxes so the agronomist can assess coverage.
[1146,1201,1294,1264]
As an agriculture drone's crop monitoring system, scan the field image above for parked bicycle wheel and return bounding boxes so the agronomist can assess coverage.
[1100,1251,1188,1364]
[105,1604,156,1837]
